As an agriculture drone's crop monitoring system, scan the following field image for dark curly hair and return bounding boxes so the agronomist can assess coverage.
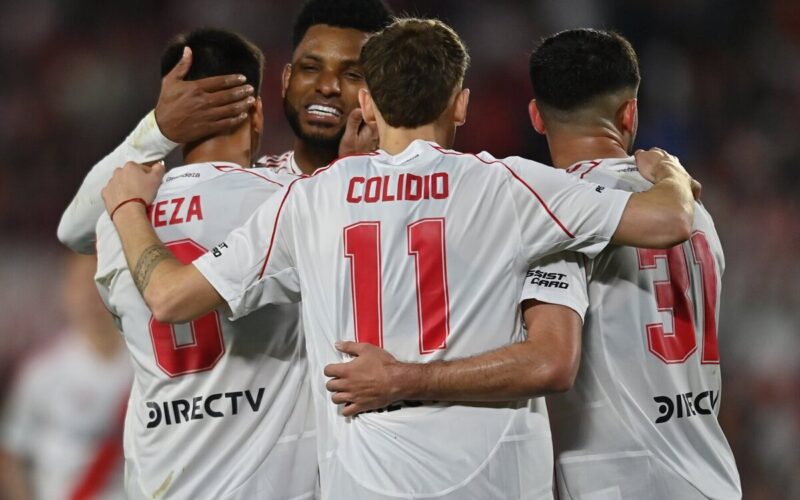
[529,29,640,113]
[292,0,393,48]
[161,27,264,96]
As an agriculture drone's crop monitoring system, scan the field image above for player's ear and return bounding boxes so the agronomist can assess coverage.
[528,100,546,135]
[454,88,470,127]
[359,88,377,125]
[250,97,264,161]
[252,97,264,135]
[281,64,292,98]
[618,98,637,134]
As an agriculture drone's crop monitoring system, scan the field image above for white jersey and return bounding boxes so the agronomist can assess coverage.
[522,158,741,499]
[257,151,303,175]
[95,163,316,500]
[194,140,632,499]
[0,332,131,500]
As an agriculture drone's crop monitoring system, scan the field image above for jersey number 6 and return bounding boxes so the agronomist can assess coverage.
[149,239,225,377]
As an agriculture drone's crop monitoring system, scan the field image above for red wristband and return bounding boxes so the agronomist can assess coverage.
[110,197,147,221]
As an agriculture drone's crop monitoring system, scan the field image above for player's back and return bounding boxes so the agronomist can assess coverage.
[95,163,315,500]
[548,158,741,499]
[268,141,628,499]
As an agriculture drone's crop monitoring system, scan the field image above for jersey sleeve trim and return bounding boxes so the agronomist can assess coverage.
[430,145,576,239]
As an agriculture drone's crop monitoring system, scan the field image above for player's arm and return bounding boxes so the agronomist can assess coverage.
[101,162,223,323]
[325,301,582,416]
[612,149,698,248]
[57,47,253,254]
[510,147,696,260]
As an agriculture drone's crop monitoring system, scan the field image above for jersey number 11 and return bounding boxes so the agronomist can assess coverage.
[345,218,450,354]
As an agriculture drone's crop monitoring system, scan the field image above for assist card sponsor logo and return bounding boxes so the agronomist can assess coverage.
[525,269,569,289]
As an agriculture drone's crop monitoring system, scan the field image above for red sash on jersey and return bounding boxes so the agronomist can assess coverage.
[69,394,128,500]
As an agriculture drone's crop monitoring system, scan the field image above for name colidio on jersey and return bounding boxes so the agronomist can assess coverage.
[653,389,719,424]
[145,387,265,428]
[525,269,569,289]
[346,172,449,203]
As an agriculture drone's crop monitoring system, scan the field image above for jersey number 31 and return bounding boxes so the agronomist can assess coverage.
[637,231,720,364]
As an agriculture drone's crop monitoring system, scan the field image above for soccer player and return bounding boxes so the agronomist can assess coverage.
[93,29,315,499]
[323,28,741,500]
[57,0,393,254]
[521,29,741,499]
[100,18,699,499]
[0,253,131,500]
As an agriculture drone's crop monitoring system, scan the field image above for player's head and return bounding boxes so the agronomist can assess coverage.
[359,18,471,146]
[283,0,393,152]
[528,29,641,152]
[162,28,265,158]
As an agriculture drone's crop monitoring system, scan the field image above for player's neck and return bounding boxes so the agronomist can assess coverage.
[292,139,337,175]
[379,124,450,155]
[183,135,252,169]
[547,132,629,170]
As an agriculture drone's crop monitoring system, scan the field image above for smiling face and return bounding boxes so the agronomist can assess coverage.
[282,24,370,150]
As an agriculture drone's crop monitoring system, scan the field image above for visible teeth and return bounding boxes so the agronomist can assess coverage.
[307,104,341,117]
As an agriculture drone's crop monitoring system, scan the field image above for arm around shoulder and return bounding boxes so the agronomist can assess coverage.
[324,301,583,415]
[612,149,696,249]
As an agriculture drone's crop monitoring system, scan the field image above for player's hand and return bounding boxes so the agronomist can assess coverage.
[102,161,165,216]
[338,108,379,158]
[634,148,702,200]
[155,46,256,143]
[324,341,400,417]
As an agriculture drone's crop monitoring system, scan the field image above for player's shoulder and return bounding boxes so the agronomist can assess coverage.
[219,165,299,189]
[303,150,382,182]
[159,162,293,197]
[484,154,582,188]
[569,157,649,192]
[490,154,554,171]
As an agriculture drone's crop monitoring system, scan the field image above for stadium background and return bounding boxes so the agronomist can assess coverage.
[0,0,797,497]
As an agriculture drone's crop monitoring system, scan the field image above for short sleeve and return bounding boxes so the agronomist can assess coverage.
[193,182,302,320]
[520,252,589,321]
[503,156,631,260]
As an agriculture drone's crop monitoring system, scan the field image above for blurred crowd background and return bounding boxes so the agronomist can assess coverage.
[0,0,797,498]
